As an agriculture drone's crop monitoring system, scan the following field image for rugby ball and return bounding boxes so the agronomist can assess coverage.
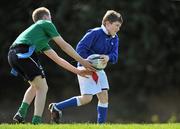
[87,54,107,70]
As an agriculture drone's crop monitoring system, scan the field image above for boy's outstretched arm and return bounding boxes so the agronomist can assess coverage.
[52,36,95,71]
[44,49,92,77]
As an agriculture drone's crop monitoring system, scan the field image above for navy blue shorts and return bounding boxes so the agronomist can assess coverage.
[8,44,45,81]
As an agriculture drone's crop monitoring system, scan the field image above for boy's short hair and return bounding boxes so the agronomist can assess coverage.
[32,7,50,22]
[102,10,123,25]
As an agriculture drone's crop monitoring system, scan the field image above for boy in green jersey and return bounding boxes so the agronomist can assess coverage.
[8,7,95,124]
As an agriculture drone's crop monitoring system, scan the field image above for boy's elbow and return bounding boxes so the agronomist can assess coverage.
[109,57,118,64]
[113,58,118,64]
[108,54,118,64]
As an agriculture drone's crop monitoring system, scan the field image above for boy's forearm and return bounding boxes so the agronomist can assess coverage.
[108,53,118,64]
[53,36,84,63]
[44,49,79,74]
[61,43,84,62]
[55,56,79,74]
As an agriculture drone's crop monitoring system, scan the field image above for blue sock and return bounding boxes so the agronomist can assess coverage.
[97,103,108,123]
[55,97,78,110]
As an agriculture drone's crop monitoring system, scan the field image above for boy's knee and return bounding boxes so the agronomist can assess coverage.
[99,96,108,103]
[30,76,48,92]
[98,92,108,103]
[85,96,93,103]
[80,95,93,105]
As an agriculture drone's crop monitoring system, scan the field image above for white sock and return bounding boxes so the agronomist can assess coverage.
[98,102,108,107]
[75,97,82,106]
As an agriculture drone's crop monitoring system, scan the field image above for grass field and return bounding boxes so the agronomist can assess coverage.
[0,123,180,129]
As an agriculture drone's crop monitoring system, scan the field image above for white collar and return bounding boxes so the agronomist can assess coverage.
[101,24,109,35]
[101,24,115,38]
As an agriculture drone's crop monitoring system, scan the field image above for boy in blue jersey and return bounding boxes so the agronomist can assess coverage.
[49,10,123,123]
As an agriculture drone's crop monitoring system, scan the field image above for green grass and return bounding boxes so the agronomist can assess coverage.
[0,123,180,129]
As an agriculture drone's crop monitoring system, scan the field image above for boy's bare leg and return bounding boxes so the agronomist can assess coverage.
[29,75,48,124]
[23,84,36,104]
[96,90,108,123]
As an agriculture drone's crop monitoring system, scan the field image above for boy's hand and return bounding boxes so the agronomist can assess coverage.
[80,59,96,71]
[77,69,93,78]
[100,55,109,65]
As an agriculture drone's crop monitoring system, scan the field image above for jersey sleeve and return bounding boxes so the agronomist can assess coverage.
[76,30,97,59]
[41,44,51,51]
[40,20,60,38]
[108,36,119,64]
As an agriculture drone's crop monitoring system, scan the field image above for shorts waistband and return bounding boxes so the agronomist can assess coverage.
[10,44,30,50]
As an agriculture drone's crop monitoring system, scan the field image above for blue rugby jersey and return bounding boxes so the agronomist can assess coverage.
[76,25,119,65]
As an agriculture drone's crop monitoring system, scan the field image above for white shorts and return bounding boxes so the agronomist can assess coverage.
[77,66,109,95]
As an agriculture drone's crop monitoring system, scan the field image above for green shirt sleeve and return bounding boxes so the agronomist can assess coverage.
[41,44,51,52]
[40,20,60,38]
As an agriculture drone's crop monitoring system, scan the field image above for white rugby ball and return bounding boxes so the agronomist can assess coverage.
[87,54,107,70]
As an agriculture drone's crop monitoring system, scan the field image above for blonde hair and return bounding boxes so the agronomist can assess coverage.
[32,7,50,22]
[102,10,123,25]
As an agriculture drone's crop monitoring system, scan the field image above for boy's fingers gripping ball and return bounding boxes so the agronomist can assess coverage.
[87,54,107,70]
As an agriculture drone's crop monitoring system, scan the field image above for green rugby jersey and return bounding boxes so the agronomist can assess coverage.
[12,20,60,53]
